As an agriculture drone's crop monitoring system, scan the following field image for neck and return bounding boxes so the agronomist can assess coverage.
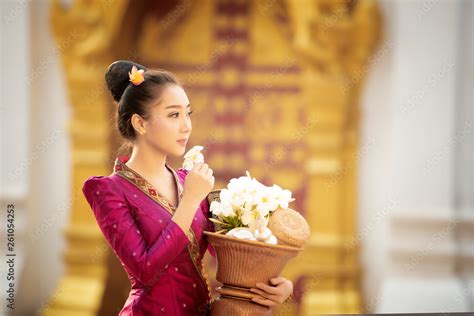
[126,143,168,178]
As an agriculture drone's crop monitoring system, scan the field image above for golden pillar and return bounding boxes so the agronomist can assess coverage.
[42,0,142,314]
[283,0,382,314]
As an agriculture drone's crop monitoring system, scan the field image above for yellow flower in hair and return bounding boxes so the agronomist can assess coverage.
[128,65,145,85]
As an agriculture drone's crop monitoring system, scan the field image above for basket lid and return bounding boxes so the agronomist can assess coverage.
[268,208,310,248]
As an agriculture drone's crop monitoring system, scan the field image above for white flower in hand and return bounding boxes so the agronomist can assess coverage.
[183,145,204,171]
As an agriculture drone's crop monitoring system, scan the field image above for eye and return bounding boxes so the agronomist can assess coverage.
[169,110,192,118]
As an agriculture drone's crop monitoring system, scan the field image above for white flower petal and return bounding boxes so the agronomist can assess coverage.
[265,235,278,245]
[226,227,256,241]
[210,201,223,217]
[254,227,272,241]
[183,160,194,171]
[184,145,203,158]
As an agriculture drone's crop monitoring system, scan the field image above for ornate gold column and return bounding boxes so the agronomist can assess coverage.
[42,0,134,314]
[283,0,382,314]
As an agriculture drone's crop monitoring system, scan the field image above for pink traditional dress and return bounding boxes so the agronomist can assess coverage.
[82,156,215,315]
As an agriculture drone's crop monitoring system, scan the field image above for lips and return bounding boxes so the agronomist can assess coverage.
[177,138,188,145]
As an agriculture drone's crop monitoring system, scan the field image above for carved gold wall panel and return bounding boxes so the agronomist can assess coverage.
[44,0,138,315]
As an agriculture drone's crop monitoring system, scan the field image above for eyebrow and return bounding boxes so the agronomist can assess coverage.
[164,104,191,109]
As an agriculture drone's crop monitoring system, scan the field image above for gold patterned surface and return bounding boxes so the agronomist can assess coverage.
[47,0,381,314]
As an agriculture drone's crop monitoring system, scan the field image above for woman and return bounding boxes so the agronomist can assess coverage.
[82,60,293,315]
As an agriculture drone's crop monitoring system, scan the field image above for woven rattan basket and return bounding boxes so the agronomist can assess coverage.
[205,189,308,315]
[204,232,301,288]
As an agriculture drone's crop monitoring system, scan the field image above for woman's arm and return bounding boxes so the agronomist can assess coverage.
[250,277,294,307]
[176,165,217,257]
[171,194,203,232]
[83,176,197,287]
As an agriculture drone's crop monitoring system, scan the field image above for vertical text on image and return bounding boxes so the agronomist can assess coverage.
[5,204,16,310]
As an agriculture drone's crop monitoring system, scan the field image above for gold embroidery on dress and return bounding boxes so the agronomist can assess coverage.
[186,230,212,302]
[113,158,182,215]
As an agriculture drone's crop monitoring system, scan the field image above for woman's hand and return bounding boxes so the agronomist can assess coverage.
[183,163,214,204]
[249,277,293,307]
[173,163,214,232]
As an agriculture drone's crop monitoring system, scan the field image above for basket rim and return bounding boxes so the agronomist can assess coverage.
[203,231,303,252]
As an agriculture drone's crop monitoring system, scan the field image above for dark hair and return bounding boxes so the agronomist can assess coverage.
[104,60,181,141]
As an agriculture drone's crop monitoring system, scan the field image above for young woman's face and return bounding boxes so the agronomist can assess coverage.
[142,84,192,157]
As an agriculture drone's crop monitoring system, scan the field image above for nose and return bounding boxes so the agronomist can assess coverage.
[180,114,192,133]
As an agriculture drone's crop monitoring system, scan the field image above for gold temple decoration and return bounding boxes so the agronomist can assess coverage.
[43,0,139,315]
[284,0,382,314]
[45,0,381,315]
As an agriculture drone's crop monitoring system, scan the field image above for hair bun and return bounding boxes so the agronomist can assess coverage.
[104,60,148,102]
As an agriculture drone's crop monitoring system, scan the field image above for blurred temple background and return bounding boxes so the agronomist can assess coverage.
[0,0,473,315]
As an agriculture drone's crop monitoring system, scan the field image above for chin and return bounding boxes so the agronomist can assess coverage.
[171,145,186,157]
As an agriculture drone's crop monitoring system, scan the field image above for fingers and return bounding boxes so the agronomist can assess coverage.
[197,164,214,181]
[190,163,214,188]
[209,174,215,187]
[199,163,209,173]
[193,163,208,173]
[270,277,286,285]
[256,282,280,295]
[191,162,203,171]
[191,163,210,174]
[251,295,278,307]
[250,288,281,304]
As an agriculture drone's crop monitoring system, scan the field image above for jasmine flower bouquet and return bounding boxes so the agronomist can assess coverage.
[183,146,295,245]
